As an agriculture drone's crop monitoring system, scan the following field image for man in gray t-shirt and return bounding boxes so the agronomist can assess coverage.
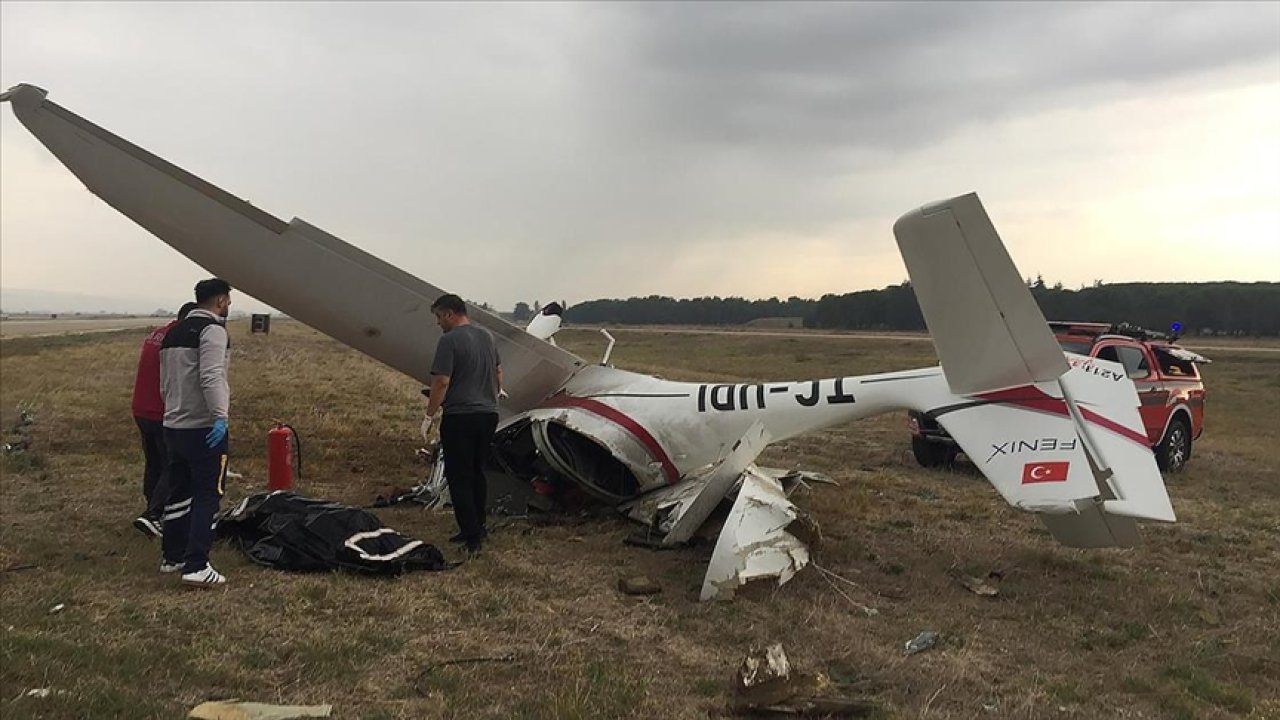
[422,294,503,552]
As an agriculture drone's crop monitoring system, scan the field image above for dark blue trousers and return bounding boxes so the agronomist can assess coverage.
[134,416,171,520]
[161,427,229,573]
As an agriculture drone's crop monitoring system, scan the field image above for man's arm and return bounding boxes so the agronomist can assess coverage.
[496,365,505,399]
[197,324,230,420]
[424,374,450,417]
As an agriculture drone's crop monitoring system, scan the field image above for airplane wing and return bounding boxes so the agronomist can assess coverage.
[2,84,584,414]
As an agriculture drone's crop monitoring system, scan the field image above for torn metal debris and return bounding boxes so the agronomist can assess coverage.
[188,701,332,720]
[732,644,880,717]
[618,575,662,596]
[3,407,35,454]
[904,630,942,656]
[956,573,999,597]
[701,468,812,602]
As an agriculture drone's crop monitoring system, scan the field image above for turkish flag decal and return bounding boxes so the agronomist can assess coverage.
[1022,461,1070,484]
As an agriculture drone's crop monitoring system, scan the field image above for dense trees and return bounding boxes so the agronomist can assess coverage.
[1024,282,1280,336]
[565,296,816,326]
[558,282,1279,336]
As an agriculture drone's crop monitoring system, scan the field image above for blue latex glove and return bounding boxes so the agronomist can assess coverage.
[206,418,228,448]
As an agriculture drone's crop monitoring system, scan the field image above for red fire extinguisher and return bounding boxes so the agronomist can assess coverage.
[267,422,302,491]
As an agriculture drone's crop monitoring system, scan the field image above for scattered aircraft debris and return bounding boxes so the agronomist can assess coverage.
[904,630,942,656]
[23,688,62,699]
[701,468,813,601]
[3,407,36,455]
[188,701,332,720]
[952,569,1001,597]
[732,644,880,717]
[618,575,662,595]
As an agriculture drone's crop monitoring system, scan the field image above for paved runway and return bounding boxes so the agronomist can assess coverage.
[0,317,164,339]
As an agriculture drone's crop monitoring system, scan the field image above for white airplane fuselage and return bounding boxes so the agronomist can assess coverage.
[506,363,951,501]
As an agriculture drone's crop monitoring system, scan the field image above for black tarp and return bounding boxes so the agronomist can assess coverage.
[216,491,450,574]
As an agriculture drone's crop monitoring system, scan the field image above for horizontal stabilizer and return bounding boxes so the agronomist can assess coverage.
[930,354,1174,547]
[894,193,1068,395]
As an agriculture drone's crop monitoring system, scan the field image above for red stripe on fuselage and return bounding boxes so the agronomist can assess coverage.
[976,386,1150,447]
[539,395,681,483]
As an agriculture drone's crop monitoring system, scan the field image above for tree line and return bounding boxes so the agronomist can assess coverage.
[563,295,817,326]
[557,281,1280,336]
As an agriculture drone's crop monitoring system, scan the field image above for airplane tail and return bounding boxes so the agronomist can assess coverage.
[894,194,1175,547]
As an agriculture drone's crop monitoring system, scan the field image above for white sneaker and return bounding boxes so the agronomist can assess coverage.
[181,565,227,587]
[159,560,183,574]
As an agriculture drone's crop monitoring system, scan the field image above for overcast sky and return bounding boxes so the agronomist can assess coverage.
[2,1,1278,314]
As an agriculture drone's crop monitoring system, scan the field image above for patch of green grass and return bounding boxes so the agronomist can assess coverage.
[0,328,142,356]
[1,629,198,716]
[1080,622,1150,651]
[1119,675,1154,694]
[0,450,46,475]
[691,676,723,697]
[1048,682,1086,705]
[3,681,175,718]
[290,638,366,683]
[416,666,465,695]
[1163,665,1253,714]
[1082,554,1118,582]
[1153,691,1200,720]
[516,660,649,720]
[877,562,906,576]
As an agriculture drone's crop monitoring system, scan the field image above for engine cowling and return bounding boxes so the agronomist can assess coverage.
[494,405,667,503]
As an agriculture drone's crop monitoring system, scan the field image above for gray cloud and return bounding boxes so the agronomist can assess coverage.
[2,2,1277,312]
[592,2,1279,153]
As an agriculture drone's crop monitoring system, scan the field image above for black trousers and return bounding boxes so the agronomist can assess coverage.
[161,427,229,573]
[134,416,171,520]
[440,412,499,543]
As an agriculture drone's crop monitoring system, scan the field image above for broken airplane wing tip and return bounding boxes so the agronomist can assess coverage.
[0,83,47,107]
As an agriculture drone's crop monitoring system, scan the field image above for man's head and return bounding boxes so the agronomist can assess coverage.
[194,278,232,318]
[430,294,468,332]
[177,302,198,320]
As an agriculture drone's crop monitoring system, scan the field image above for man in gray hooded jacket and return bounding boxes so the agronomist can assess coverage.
[158,278,233,587]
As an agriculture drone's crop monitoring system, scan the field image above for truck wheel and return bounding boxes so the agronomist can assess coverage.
[1156,416,1191,473]
[912,436,954,468]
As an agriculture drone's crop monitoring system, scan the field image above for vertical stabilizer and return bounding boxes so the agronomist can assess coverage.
[894,193,1069,394]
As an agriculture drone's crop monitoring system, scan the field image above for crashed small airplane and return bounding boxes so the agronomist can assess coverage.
[2,84,1176,600]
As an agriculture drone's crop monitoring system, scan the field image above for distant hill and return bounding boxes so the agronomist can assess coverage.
[1,287,278,316]
[0,288,178,315]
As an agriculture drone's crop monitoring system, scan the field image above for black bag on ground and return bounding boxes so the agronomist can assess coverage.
[216,491,450,574]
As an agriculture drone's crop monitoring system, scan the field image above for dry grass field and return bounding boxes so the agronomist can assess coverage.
[1,321,1276,719]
